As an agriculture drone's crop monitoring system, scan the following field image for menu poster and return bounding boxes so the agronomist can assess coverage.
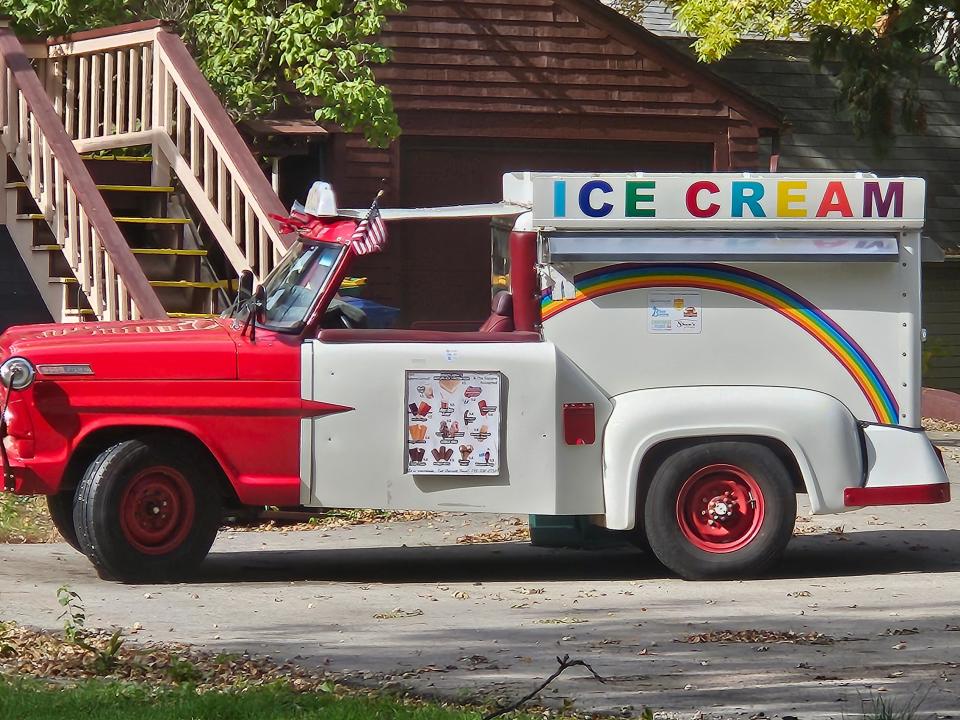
[405,371,502,475]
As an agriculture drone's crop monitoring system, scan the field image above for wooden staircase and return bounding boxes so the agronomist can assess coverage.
[0,20,293,323]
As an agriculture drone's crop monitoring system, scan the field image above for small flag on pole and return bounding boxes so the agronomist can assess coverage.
[350,194,387,255]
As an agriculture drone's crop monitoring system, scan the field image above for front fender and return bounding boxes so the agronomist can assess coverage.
[602,386,863,529]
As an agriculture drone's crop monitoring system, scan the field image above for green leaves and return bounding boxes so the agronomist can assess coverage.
[184,0,403,146]
[2,0,402,147]
[611,0,960,148]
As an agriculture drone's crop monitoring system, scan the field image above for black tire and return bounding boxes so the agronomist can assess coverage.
[73,439,221,583]
[46,489,81,552]
[643,441,796,580]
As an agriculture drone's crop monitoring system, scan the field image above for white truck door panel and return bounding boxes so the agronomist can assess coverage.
[301,339,598,514]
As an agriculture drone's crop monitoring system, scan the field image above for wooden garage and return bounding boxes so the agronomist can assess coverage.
[312,0,783,324]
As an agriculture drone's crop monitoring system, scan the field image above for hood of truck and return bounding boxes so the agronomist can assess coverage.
[0,318,238,381]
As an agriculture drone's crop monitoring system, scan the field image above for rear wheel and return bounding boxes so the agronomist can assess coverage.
[46,489,81,552]
[643,441,795,580]
[73,439,221,582]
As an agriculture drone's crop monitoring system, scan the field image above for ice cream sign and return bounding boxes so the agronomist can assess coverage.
[529,174,925,228]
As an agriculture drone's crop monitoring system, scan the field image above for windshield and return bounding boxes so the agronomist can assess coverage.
[257,241,345,330]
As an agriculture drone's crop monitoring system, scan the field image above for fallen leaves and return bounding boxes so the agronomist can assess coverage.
[225,509,438,534]
[534,617,588,625]
[680,630,836,645]
[922,417,960,432]
[0,621,336,693]
[456,519,530,545]
[879,627,919,636]
[373,608,424,620]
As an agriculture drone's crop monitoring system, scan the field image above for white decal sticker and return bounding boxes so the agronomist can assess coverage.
[648,292,701,334]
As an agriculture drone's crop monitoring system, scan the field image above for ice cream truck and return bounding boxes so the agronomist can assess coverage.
[0,172,950,582]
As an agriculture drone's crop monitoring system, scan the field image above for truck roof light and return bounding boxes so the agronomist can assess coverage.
[303,181,338,217]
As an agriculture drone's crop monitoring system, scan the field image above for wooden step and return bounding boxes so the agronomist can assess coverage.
[6,182,173,193]
[79,154,153,163]
[51,277,226,289]
[19,213,189,225]
[33,244,207,257]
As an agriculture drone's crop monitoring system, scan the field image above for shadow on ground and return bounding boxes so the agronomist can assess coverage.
[192,529,960,584]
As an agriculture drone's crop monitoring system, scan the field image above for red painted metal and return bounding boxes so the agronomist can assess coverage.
[562,403,595,445]
[675,464,765,554]
[844,483,951,507]
[509,231,540,332]
[301,400,354,418]
[303,223,357,333]
[0,317,304,505]
[318,329,540,344]
[119,466,195,555]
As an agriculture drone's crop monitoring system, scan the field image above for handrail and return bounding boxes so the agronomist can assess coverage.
[0,26,167,320]
[38,25,293,282]
[153,30,293,277]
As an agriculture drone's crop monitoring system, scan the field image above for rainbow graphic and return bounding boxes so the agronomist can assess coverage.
[541,263,899,424]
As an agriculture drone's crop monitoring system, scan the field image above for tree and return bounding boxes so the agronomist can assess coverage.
[612,0,960,146]
[3,0,404,147]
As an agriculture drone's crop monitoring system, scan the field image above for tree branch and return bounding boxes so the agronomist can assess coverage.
[482,655,605,720]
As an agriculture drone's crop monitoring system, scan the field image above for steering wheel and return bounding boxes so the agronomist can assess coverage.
[322,301,367,330]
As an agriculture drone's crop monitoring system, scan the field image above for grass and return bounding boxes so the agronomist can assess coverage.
[0,493,55,543]
[855,692,926,720]
[0,677,512,720]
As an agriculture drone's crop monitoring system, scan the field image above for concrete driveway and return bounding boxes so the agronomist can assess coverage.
[2,440,959,720]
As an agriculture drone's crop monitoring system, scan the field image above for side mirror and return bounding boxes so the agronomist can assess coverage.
[253,285,266,322]
[241,284,268,342]
[238,269,255,305]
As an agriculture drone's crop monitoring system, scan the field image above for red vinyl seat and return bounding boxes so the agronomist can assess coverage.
[479,291,514,333]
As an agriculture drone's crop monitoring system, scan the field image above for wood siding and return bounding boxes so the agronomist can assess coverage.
[377,0,775,141]
[328,0,782,211]
[321,0,783,323]
[923,262,960,392]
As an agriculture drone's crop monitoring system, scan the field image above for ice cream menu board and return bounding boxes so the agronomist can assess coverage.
[405,371,501,475]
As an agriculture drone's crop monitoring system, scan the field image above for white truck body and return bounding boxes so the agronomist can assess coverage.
[301,172,949,536]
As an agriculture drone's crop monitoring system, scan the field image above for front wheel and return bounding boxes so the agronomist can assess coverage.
[643,441,796,580]
[73,439,221,582]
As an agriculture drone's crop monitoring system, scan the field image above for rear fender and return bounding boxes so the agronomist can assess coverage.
[602,386,863,529]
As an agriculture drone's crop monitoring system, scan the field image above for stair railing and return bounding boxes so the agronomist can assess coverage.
[0,24,167,321]
[42,22,293,282]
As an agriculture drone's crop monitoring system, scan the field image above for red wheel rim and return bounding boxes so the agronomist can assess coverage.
[119,466,195,555]
[675,464,765,553]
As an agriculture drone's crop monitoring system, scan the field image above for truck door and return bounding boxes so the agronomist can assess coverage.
[299,335,569,514]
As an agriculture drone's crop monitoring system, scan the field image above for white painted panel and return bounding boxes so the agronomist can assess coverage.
[862,425,948,489]
[303,340,581,514]
[543,237,920,427]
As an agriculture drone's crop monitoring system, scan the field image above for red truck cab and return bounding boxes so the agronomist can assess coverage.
[0,219,363,580]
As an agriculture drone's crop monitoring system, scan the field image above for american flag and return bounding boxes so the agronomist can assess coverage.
[350,199,387,255]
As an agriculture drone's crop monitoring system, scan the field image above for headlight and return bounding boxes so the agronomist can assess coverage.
[0,357,36,391]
